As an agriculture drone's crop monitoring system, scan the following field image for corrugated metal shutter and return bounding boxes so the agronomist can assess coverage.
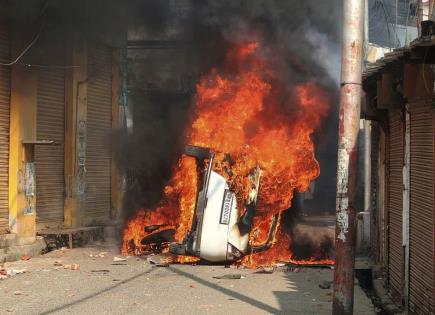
[409,101,434,315]
[35,68,65,225]
[85,43,112,224]
[0,28,10,233]
[387,109,404,305]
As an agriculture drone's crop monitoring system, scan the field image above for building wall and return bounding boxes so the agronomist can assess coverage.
[0,25,123,241]
[366,61,435,313]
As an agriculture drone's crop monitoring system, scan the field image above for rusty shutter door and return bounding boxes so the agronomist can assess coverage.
[85,43,112,224]
[409,101,434,314]
[387,109,404,305]
[0,28,10,233]
[35,68,66,225]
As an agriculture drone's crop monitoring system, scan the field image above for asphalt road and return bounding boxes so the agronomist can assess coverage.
[0,246,375,315]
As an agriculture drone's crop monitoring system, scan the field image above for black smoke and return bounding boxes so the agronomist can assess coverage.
[117,0,342,220]
[1,0,342,220]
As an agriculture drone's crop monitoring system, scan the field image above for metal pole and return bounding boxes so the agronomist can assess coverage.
[333,0,364,313]
[364,0,371,217]
[364,120,371,214]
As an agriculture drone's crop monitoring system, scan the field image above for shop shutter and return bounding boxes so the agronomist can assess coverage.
[387,109,404,305]
[35,68,65,225]
[409,101,434,314]
[85,43,112,224]
[0,28,10,233]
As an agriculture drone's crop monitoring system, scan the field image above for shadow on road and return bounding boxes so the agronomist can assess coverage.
[39,269,155,315]
[167,266,282,314]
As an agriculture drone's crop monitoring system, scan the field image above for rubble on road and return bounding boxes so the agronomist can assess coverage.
[0,265,28,280]
[113,256,127,262]
[146,255,172,267]
[255,266,275,274]
[63,264,80,270]
[90,252,108,258]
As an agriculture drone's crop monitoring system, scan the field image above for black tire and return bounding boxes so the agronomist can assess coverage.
[184,145,212,159]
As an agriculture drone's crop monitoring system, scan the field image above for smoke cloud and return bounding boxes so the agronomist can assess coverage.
[117,0,342,219]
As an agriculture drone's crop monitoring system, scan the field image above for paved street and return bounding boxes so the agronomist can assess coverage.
[0,246,375,315]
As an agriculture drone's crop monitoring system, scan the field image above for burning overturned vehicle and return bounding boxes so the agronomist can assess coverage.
[122,42,334,267]
[145,145,279,263]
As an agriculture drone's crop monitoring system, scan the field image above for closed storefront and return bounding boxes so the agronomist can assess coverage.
[409,101,434,314]
[85,43,112,224]
[387,109,404,305]
[35,68,66,226]
[0,28,10,233]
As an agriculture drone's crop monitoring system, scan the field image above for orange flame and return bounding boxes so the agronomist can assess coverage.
[122,42,332,267]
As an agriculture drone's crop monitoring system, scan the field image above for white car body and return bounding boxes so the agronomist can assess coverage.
[197,171,249,262]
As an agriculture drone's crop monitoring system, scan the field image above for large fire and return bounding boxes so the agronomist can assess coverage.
[122,42,334,267]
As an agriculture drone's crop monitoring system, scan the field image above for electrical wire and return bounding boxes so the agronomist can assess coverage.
[0,26,43,66]
[14,63,79,69]
[0,11,79,69]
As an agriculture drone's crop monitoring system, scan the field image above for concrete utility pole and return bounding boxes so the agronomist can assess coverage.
[333,0,364,314]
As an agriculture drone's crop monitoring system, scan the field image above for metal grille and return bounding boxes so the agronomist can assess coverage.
[84,43,112,224]
[387,109,404,305]
[0,28,10,233]
[409,101,434,315]
[35,68,65,224]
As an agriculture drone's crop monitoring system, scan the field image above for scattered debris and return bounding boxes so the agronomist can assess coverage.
[147,256,170,267]
[53,260,62,266]
[13,291,22,295]
[255,267,275,274]
[111,263,127,266]
[287,266,300,273]
[5,268,28,277]
[319,280,332,289]
[213,274,244,279]
[63,264,80,270]
[20,255,31,261]
[90,252,108,258]
[91,269,110,273]
[113,257,127,262]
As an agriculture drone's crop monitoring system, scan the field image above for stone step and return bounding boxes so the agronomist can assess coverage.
[0,234,18,249]
[3,237,46,262]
